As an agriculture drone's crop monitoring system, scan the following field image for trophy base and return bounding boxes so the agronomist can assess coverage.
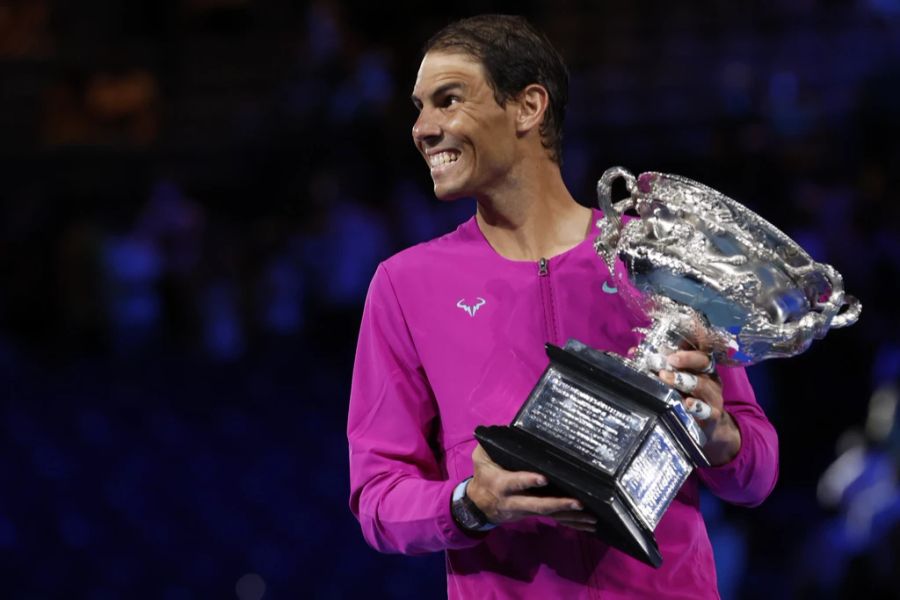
[475,424,662,568]
[472,341,711,569]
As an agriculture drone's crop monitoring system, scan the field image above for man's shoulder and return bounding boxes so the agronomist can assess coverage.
[381,217,478,276]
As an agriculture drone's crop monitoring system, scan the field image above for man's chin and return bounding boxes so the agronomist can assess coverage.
[432,185,468,201]
[434,190,465,202]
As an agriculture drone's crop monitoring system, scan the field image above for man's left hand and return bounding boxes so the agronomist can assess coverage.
[657,350,741,466]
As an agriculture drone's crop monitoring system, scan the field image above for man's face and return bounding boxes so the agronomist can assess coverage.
[411,51,520,200]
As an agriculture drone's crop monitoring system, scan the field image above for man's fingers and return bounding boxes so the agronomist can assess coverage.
[505,495,582,516]
[672,371,699,394]
[473,444,548,492]
[658,369,720,404]
[552,510,597,533]
[666,350,714,373]
[502,471,548,494]
[683,397,714,421]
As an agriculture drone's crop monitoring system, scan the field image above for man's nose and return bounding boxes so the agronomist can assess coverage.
[412,110,441,146]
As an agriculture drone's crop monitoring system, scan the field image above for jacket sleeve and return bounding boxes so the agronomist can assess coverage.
[696,365,779,506]
[347,263,484,555]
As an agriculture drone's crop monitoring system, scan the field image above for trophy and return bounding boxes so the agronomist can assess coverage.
[475,167,861,567]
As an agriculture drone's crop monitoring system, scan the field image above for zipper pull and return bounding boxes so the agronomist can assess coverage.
[538,257,548,276]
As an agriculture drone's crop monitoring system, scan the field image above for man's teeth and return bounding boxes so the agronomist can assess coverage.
[429,151,459,167]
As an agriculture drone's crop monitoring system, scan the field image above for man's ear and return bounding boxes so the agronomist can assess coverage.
[515,84,549,135]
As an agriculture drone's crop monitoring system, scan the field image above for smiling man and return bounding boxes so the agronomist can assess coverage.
[348,14,778,599]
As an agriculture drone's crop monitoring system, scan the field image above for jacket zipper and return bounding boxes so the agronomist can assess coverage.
[539,257,598,593]
[537,257,559,345]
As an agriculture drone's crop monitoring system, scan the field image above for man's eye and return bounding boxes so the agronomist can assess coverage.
[443,95,460,107]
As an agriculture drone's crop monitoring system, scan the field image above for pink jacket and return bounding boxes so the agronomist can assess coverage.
[348,210,779,599]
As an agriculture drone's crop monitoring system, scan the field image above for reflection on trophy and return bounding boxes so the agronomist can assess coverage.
[475,167,862,567]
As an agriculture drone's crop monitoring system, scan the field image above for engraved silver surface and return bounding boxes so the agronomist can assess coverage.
[619,424,692,530]
[516,369,649,475]
[595,167,862,369]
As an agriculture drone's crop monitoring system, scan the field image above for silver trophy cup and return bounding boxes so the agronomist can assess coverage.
[476,167,861,567]
[594,166,861,370]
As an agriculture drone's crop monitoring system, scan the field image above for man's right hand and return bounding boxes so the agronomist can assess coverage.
[467,443,597,532]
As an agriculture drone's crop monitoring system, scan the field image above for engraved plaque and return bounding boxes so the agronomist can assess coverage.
[619,424,691,530]
[514,370,649,475]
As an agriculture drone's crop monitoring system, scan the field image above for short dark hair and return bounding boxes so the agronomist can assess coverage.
[423,14,569,164]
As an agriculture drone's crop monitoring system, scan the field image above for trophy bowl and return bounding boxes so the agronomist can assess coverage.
[475,167,861,567]
[594,166,861,372]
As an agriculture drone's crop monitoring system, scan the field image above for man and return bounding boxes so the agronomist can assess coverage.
[348,14,778,598]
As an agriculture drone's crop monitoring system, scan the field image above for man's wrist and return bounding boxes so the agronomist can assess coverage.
[704,411,742,466]
[451,477,495,532]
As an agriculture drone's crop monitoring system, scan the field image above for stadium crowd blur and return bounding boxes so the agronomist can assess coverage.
[0,0,899,598]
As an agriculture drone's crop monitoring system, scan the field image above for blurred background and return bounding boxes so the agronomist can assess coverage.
[0,0,898,598]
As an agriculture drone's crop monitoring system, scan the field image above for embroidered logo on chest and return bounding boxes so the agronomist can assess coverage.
[456,297,486,317]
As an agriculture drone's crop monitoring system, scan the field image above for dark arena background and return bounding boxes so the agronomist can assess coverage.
[0,1,898,598]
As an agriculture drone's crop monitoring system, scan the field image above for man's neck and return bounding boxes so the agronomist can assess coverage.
[474,161,592,262]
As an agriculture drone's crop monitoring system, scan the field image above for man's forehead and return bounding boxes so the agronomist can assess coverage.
[412,51,486,96]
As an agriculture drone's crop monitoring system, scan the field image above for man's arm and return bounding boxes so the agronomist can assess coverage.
[348,264,484,554]
[699,365,779,506]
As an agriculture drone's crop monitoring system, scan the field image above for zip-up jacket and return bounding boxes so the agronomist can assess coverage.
[348,209,779,599]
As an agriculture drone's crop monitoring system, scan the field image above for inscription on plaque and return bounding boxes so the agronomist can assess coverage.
[619,425,691,529]
[516,371,649,474]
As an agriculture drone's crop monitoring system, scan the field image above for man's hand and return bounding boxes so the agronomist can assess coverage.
[657,350,742,466]
[467,444,597,532]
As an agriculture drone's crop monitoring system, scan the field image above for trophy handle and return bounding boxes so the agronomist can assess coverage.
[830,295,862,329]
[815,263,862,330]
[596,166,637,237]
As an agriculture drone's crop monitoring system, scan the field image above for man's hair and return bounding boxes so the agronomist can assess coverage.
[423,14,569,164]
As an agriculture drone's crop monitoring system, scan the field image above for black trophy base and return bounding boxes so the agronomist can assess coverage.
[475,424,662,568]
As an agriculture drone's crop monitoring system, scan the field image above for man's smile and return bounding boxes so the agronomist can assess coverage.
[428,150,461,175]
